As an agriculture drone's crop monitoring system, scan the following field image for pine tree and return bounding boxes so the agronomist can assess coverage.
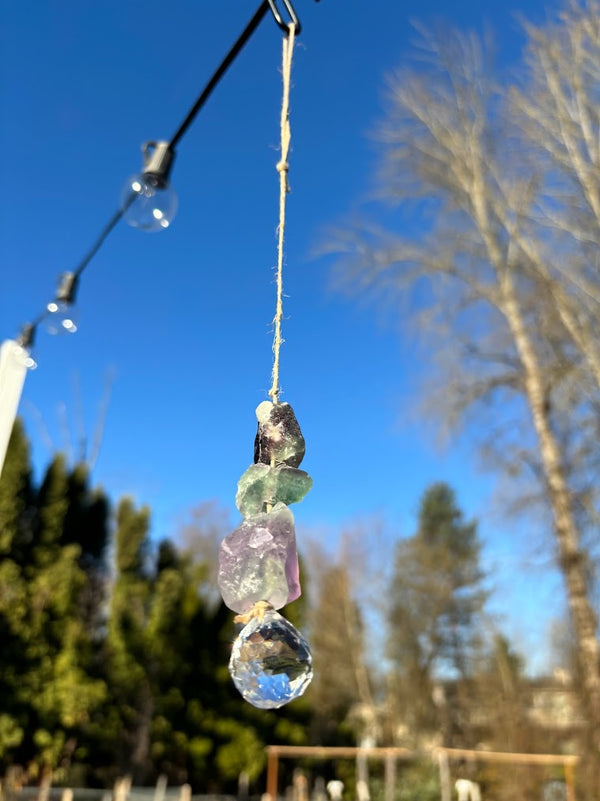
[22,455,107,774]
[101,501,228,785]
[0,418,34,557]
[101,498,153,782]
[0,422,110,776]
[0,421,313,787]
[0,420,32,759]
[387,483,487,743]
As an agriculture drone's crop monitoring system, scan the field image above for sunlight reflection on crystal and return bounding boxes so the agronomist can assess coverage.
[229,608,312,709]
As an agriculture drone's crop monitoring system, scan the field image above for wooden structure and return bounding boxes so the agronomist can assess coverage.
[265,746,413,801]
[264,744,580,801]
[437,747,579,801]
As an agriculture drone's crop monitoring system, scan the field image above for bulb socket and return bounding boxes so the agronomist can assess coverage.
[55,272,79,304]
[141,141,176,188]
[17,323,36,349]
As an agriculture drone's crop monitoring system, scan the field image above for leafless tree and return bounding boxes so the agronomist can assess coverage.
[307,552,375,735]
[332,0,600,779]
[176,500,231,608]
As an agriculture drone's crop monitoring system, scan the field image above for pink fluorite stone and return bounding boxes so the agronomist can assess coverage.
[218,502,301,613]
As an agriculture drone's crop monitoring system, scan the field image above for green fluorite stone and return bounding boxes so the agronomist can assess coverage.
[236,463,313,517]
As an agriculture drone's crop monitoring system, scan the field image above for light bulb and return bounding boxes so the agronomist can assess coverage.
[12,343,37,370]
[121,174,178,232]
[44,300,79,335]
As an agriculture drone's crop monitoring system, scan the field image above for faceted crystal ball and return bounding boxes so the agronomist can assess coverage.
[236,463,313,517]
[254,401,306,468]
[229,608,313,709]
[218,503,300,613]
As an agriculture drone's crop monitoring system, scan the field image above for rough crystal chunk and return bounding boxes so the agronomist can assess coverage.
[218,503,300,613]
[236,463,313,517]
[254,401,306,468]
[229,608,313,709]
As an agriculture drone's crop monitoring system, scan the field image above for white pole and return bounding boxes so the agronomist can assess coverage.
[0,340,30,478]
[154,774,168,801]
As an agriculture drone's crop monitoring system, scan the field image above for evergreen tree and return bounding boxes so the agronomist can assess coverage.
[63,462,109,564]
[100,499,238,786]
[387,483,487,743]
[0,420,33,759]
[22,455,107,775]
[0,423,110,777]
[0,419,34,558]
[101,498,154,783]
[0,422,313,788]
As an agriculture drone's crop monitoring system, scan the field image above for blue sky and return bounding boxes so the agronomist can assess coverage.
[1,0,566,670]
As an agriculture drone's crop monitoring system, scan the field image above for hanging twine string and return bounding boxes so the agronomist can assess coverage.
[268,23,296,405]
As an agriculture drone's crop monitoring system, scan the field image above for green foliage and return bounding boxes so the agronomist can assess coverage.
[0,422,513,790]
[93,495,312,788]
[388,482,488,741]
[213,719,265,781]
[36,455,70,550]
[390,483,486,676]
[0,420,559,792]
[394,761,440,801]
[0,715,24,756]
[0,422,111,778]
[114,498,151,574]
[0,419,33,557]
[0,421,379,788]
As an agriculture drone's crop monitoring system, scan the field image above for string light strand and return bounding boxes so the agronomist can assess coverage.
[12,2,316,351]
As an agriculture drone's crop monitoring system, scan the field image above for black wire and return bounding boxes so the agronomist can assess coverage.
[73,206,126,280]
[19,203,128,338]
[74,1,273,277]
[168,1,271,149]
[15,0,293,341]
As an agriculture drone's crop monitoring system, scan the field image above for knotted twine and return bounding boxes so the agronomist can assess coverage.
[268,22,296,405]
[234,599,272,625]
[237,24,296,626]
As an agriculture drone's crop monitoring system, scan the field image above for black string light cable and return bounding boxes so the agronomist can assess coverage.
[13,0,320,357]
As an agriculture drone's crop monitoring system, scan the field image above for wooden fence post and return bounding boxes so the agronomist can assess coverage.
[564,761,576,801]
[438,750,451,801]
[384,751,396,801]
[266,747,279,801]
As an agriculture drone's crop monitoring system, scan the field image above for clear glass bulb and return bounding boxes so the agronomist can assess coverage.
[12,344,37,370]
[121,174,178,232]
[45,301,79,335]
